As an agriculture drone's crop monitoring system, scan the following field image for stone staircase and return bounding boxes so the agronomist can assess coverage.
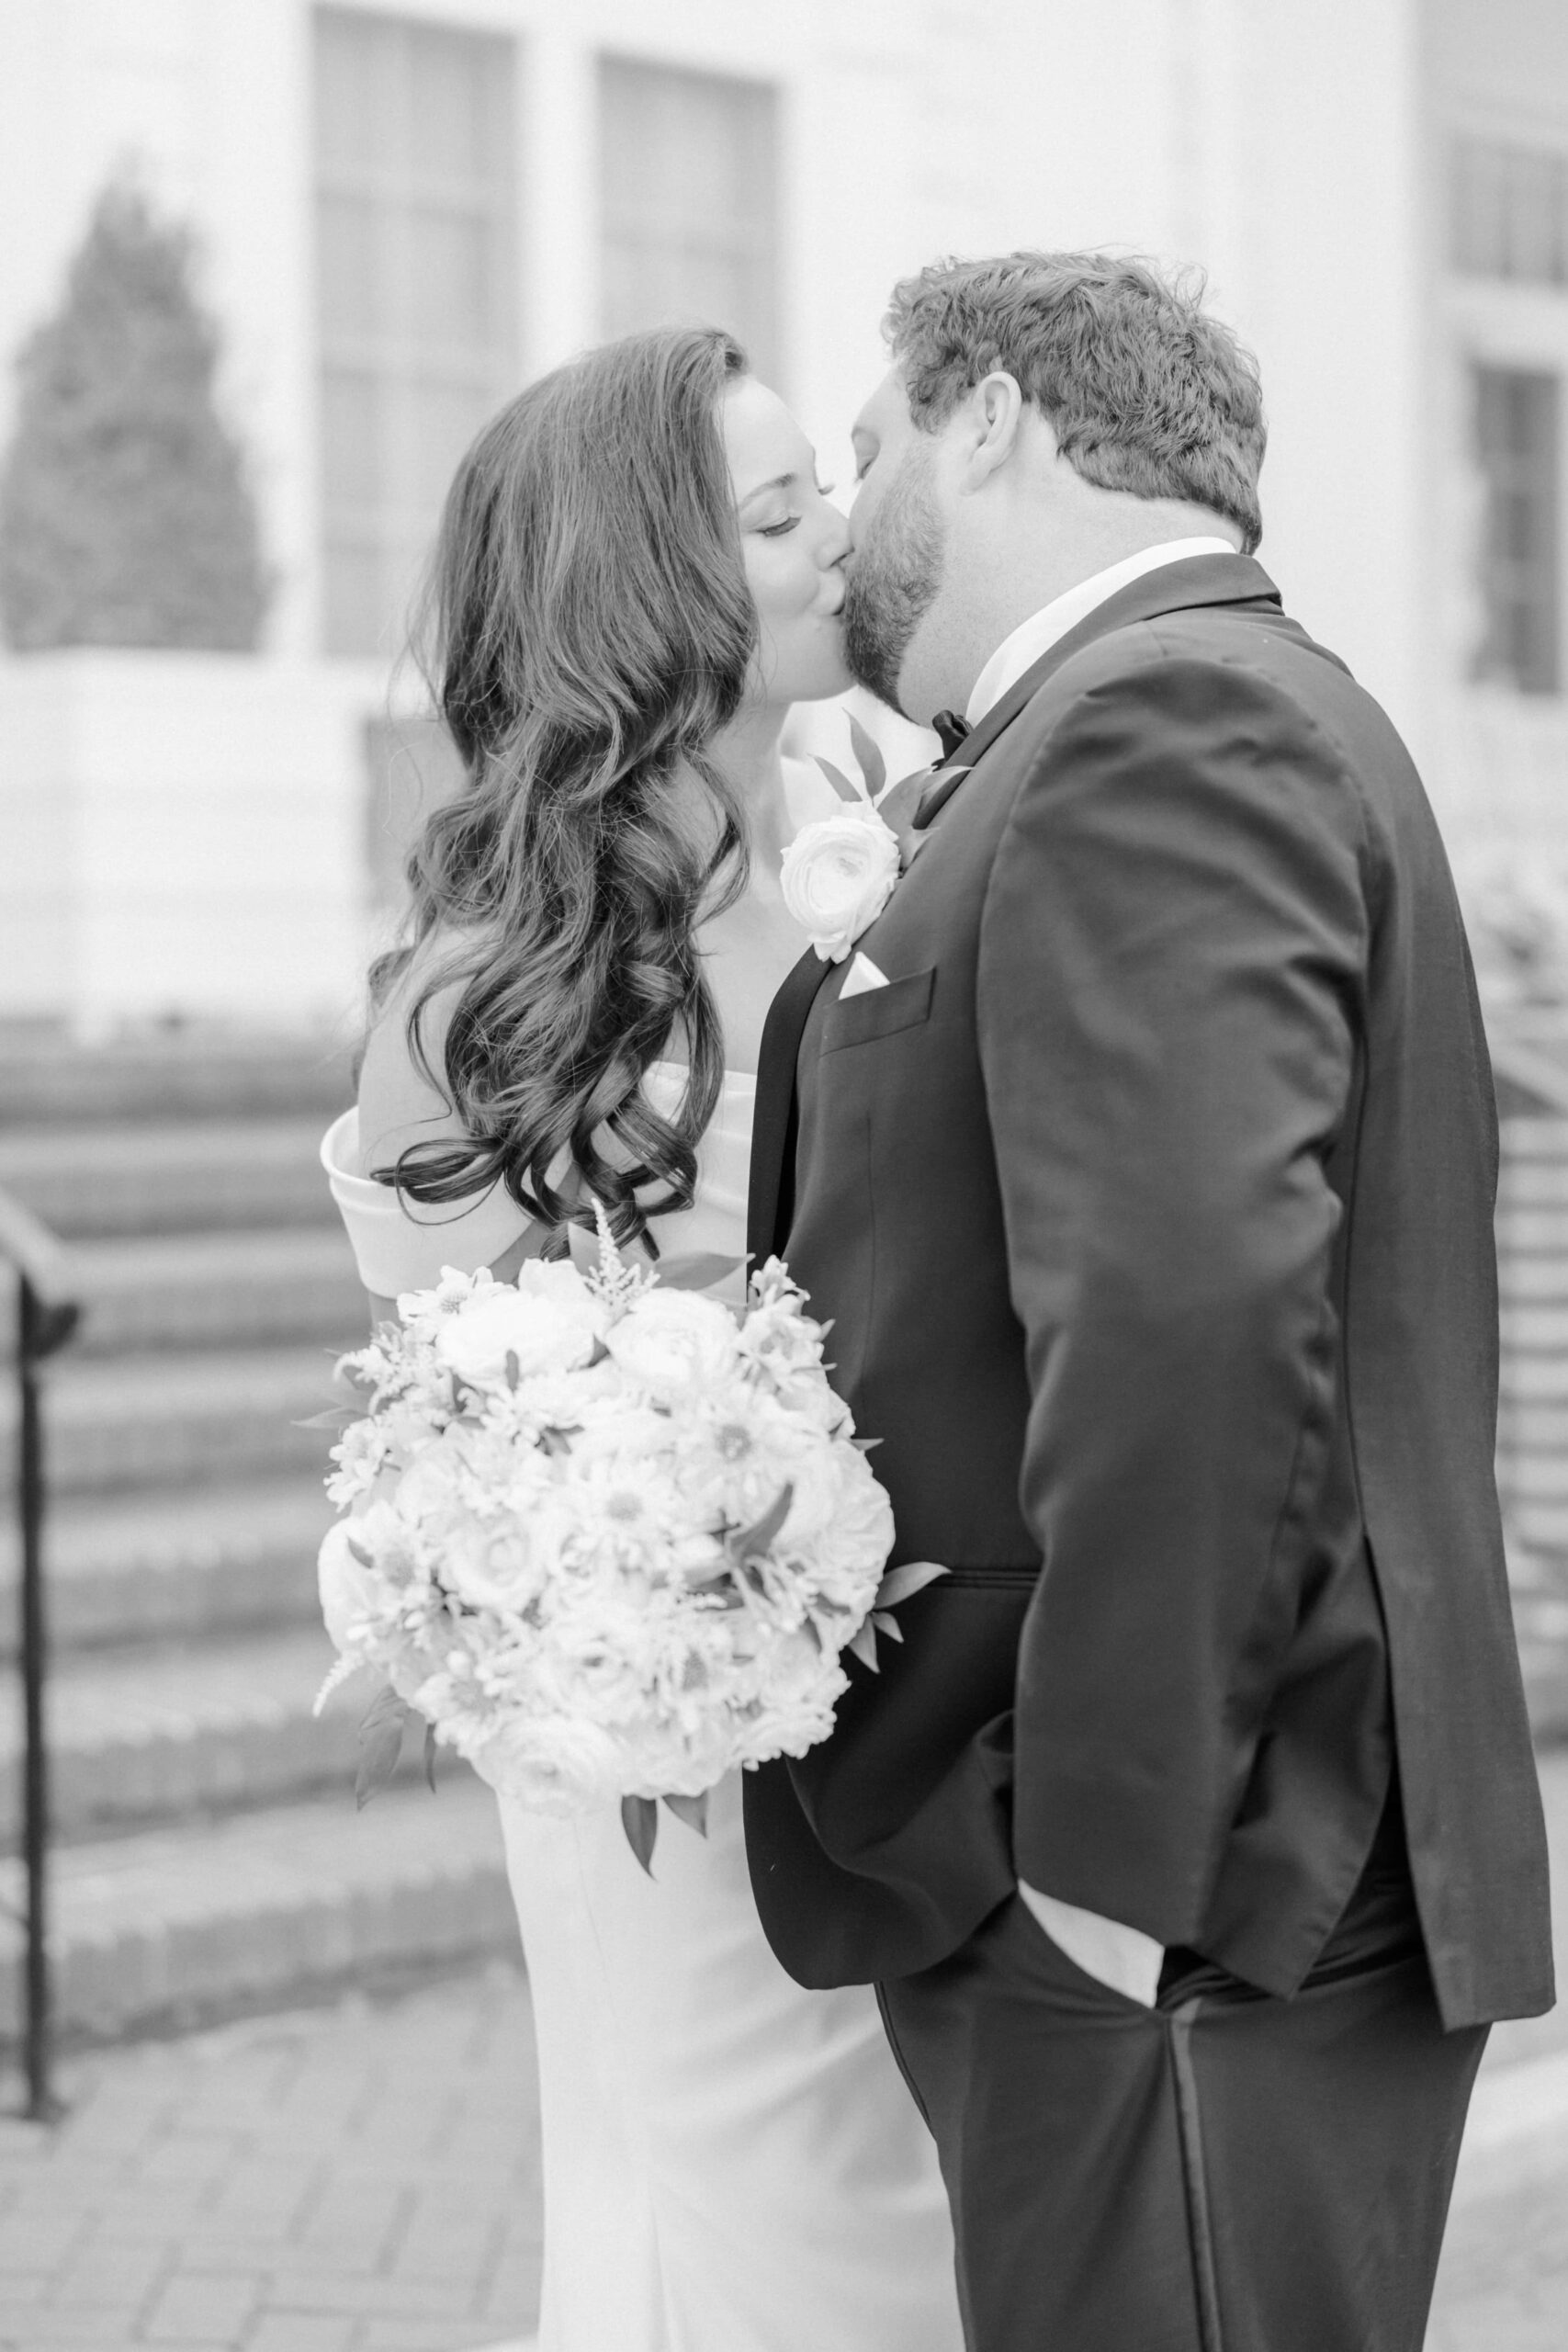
[0,1019,1564,2052]
[0,1031,516,2048]
[1493,1014,1568,1740]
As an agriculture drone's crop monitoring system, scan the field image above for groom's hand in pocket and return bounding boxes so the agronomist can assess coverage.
[1018,1882,1164,2007]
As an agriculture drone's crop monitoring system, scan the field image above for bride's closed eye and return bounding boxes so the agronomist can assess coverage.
[757,481,837,538]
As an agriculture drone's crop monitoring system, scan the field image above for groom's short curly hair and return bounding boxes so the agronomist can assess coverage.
[885,252,1266,554]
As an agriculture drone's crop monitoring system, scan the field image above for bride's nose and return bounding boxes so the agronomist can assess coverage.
[816,504,852,571]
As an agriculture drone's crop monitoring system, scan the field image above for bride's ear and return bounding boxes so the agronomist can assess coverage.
[959,372,1026,492]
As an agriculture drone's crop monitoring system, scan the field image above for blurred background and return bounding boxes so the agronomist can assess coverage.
[1,0,1565,1031]
[0,10,1565,2343]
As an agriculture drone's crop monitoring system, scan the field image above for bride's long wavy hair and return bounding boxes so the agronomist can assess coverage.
[369,327,755,1247]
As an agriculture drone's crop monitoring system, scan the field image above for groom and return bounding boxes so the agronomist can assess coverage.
[743,252,1554,2350]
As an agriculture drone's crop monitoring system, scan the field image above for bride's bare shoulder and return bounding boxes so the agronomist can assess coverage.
[357,947,470,1170]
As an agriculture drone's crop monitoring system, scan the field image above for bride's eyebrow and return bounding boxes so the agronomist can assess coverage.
[737,472,798,513]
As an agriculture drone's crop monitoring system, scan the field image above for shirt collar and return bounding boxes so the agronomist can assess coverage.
[964,537,1242,726]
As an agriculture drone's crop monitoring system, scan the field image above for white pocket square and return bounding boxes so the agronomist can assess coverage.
[840,952,890,999]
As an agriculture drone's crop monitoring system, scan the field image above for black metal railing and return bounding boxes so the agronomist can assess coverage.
[0,1187,81,2121]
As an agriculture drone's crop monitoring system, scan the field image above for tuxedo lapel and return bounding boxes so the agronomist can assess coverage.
[747,944,836,1270]
[747,556,1283,1268]
[915,553,1281,831]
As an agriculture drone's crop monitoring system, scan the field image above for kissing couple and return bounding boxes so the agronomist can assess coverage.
[325,251,1554,2352]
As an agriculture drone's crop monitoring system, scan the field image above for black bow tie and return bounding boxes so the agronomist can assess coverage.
[931,707,971,763]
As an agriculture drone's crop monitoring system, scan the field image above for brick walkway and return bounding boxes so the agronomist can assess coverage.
[1430,2043,1568,2352]
[1,1842,1564,2352]
[0,1963,540,2350]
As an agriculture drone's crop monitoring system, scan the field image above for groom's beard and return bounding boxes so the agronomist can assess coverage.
[842,448,947,718]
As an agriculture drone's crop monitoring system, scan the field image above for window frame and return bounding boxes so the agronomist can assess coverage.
[311,4,522,659]
[594,50,784,393]
[1445,101,1568,707]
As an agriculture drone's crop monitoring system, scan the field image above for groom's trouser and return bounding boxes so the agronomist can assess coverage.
[876,1860,1486,2352]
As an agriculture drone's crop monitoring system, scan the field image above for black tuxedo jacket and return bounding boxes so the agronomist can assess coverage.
[742,554,1554,2030]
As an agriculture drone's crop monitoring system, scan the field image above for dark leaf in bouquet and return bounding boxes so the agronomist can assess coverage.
[504,1350,521,1393]
[728,1483,794,1571]
[621,1794,659,1874]
[355,1684,412,1809]
[874,1560,949,1610]
[423,1719,438,1793]
[847,1621,881,1672]
[539,1425,579,1458]
[657,1251,746,1293]
[345,1535,375,1570]
[662,1790,709,1838]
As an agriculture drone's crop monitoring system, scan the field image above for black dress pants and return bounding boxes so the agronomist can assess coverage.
[877,1879,1486,2352]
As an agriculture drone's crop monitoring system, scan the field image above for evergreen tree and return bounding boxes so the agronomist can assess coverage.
[0,179,271,651]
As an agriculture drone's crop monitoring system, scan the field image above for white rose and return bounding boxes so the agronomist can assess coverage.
[393,1427,474,1524]
[780,804,901,964]
[443,1508,569,1615]
[470,1711,626,1812]
[604,1287,740,1398]
[319,1506,406,1651]
[809,1460,896,1609]
[436,1261,605,1388]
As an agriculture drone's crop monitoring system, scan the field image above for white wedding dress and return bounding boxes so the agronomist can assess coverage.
[322,1062,963,2352]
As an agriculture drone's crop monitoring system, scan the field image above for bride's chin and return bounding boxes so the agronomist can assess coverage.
[788,650,858,708]
[746,668,854,718]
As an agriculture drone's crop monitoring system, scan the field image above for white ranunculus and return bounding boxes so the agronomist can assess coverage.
[436,1261,606,1388]
[604,1287,740,1398]
[780,803,901,963]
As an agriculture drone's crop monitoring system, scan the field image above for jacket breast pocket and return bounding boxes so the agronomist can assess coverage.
[820,967,936,1055]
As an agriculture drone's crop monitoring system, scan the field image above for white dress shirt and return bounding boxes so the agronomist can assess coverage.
[976,534,1236,2007]
[964,537,1239,726]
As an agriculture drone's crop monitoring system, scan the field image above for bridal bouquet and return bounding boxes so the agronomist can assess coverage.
[316,1214,924,1862]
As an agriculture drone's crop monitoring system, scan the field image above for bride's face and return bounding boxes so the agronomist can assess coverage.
[722,377,852,708]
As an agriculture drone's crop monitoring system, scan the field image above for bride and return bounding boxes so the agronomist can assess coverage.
[322,327,964,2352]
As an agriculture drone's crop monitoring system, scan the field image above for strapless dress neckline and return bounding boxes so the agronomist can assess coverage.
[321,1062,755,1301]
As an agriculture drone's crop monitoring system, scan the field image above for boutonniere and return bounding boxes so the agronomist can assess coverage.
[781,717,957,965]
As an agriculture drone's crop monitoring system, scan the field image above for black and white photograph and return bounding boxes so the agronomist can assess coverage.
[0,4,1565,2348]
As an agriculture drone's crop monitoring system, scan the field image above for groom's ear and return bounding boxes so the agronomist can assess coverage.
[958,371,1026,492]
